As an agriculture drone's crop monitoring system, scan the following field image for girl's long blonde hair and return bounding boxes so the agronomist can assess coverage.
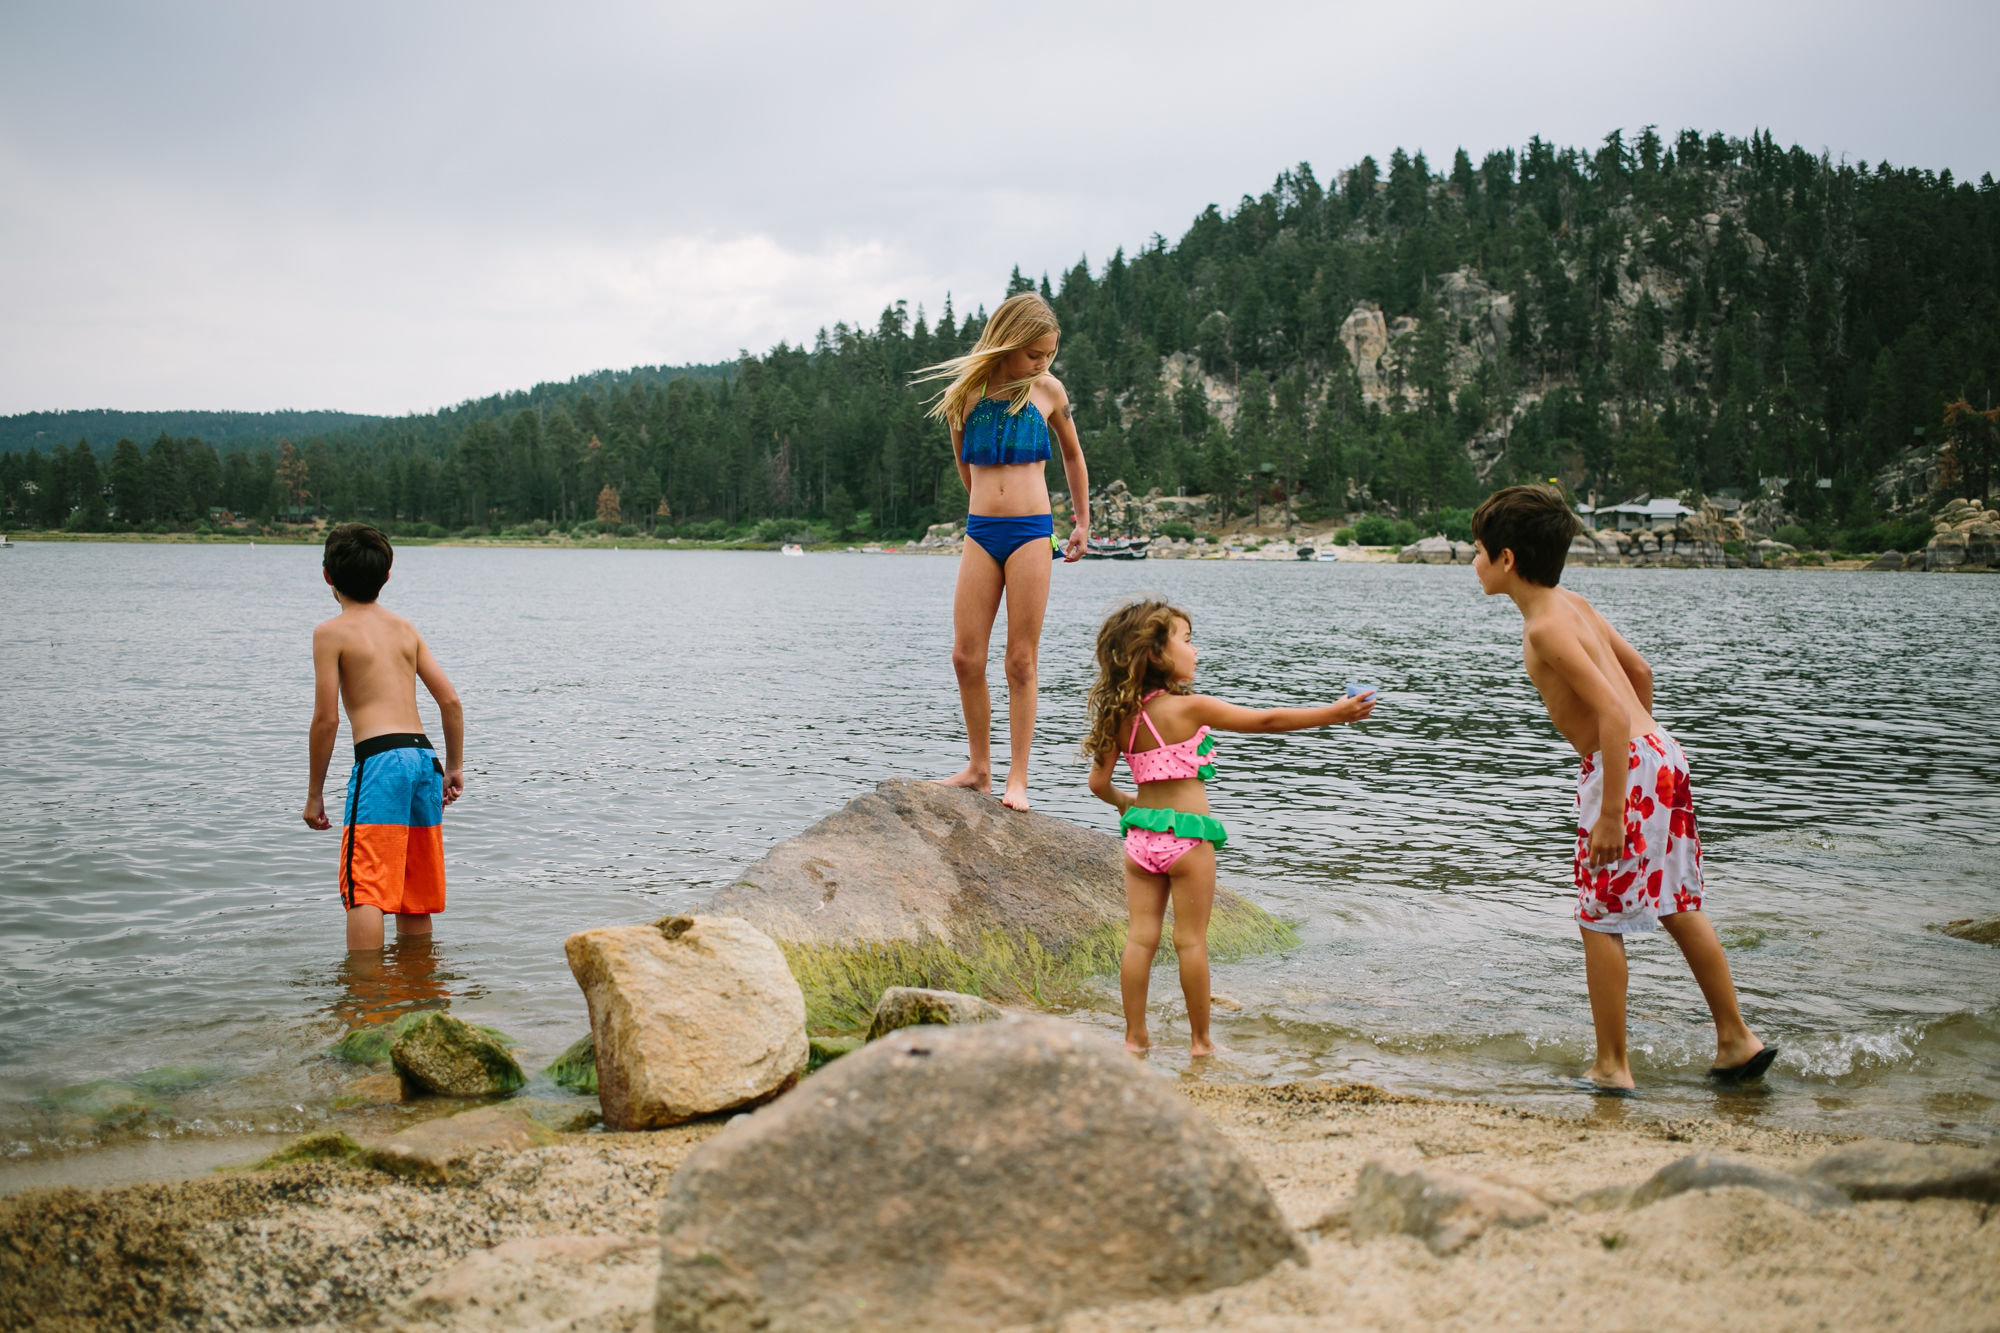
[912,292,1061,427]
[1084,599,1193,763]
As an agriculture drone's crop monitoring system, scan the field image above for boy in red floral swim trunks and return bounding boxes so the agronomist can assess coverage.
[1472,486,1775,1091]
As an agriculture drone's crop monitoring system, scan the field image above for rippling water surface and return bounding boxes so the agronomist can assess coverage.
[2,542,1996,1169]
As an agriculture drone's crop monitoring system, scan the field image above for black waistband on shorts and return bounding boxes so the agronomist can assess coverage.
[354,732,434,760]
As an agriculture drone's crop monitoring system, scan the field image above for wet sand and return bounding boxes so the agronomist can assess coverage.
[3,1083,1992,1332]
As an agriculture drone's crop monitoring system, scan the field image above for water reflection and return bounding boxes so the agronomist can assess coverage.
[329,938,456,1033]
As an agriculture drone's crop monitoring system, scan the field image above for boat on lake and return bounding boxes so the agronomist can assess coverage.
[1083,536,1149,561]
[780,544,805,557]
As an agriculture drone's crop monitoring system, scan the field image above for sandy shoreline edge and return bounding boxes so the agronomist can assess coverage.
[4,1081,1992,1332]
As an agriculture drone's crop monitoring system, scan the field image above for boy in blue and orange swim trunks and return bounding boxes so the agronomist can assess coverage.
[302,524,465,951]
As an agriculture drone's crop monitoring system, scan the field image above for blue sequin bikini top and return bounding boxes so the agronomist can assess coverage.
[960,394,1051,466]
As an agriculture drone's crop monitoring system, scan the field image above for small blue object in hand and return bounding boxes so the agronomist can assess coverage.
[1345,682,1378,699]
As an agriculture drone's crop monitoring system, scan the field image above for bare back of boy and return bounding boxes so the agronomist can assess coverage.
[1520,588,1658,760]
[319,605,434,744]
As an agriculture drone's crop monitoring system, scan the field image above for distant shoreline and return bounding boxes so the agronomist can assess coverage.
[0,530,1942,571]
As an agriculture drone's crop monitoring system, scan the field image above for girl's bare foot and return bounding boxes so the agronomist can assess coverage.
[1582,1062,1636,1091]
[935,766,990,793]
[1189,1037,1225,1058]
[1001,776,1030,810]
[1124,1033,1152,1055]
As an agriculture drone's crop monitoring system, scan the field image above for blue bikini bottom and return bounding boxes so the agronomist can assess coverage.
[965,512,1055,566]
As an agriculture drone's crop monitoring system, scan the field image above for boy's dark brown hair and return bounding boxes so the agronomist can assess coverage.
[1471,485,1580,587]
[323,523,394,602]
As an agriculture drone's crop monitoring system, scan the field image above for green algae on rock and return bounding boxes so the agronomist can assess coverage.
[807,1035,863,1069]
[543,1034,598,1094]
[40,1080,166,1128]
[257,1129,368,1169]
[702,778,1300,1033]
[390,1012,525,1096]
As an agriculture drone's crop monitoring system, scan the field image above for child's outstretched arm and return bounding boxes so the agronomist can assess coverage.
[1529,620,1631,868]
[1184,692,1376,735]
[1087,746,1133,814]
[303,624,341,829]
[415,637,465,806]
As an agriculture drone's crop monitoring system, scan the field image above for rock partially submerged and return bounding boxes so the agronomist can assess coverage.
[391,1012,526,1097]
[700,778,1297,1030]
[865,986,1004,1040]
[1349,1160,1550,1254]
[653,1017,1304,1332]
[564,915,808,1131]
[1629,1152,1850,1217]
[1939,914,2000,945]
[544,1034,598,1094]
[1803,1138,2000,1202]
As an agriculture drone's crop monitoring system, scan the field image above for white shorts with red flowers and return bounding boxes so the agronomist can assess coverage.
[1574,731,1704,934]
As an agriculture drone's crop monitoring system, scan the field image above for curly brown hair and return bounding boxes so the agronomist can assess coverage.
[1084,599,1193,763]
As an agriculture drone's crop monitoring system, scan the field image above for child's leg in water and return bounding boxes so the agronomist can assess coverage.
[1167,845,1219,1057]
[1119,862,1169,1053]
[1579,926,1634,1089]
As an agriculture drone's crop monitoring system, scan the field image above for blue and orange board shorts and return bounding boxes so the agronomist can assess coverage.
[340,733,446,915]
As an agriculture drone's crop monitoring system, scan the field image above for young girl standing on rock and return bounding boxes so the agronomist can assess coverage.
[1085,599,1375,1057]
[914,292,1091,810]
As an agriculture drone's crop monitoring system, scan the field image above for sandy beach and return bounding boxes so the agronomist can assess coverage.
[4,1082,1992,1333]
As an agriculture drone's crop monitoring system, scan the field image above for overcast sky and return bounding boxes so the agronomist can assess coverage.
[2,0,1994,417]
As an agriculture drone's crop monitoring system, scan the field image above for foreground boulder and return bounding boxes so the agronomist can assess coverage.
[565,915,807,1130]
[699,778,1295,1027]
[1803,1138,2000,1202]
[391,1012,525,1096]
[866,986,1003,1040]
[653,1017,1304,1332]
[1349,1160,1549,1254]
[1630,1152,1849,1217]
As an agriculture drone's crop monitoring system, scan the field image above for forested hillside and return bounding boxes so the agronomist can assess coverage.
[6,128,1996,545]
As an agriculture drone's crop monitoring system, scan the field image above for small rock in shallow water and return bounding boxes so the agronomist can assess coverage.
[653,1017,1302,1333]
[258,1128,366,1168]
[544,1033,598,1093]
[391,1012,526,1097]
[1350,1160,1550,1254]
[1629,1152,1849,1216]
[41,1080,165,1128]
[1803,1138,2000,1202]
[1938,914,2000,945]
[864,985,1003,1040]
[331,1072,409,1108]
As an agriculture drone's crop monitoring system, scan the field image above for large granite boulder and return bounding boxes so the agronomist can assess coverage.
[653,1018,1304,1333]
[1396,534,1456,564]
[564,915,808,1130]
[697,779,1294,1029]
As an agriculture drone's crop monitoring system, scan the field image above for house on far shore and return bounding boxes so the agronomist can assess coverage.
[1576,495,1696,532]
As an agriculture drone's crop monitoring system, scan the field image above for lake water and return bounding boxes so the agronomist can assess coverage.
[2,541,1997,1175]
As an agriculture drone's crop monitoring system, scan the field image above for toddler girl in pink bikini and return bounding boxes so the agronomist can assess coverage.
[1085,599,1375,1057]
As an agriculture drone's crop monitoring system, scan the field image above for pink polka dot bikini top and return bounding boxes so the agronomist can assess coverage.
[1122,690,1218,784]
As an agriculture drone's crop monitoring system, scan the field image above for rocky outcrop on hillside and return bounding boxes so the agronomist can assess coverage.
[1923,498,2000,571]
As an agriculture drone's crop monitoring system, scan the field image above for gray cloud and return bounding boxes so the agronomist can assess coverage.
[2,0,1993,415]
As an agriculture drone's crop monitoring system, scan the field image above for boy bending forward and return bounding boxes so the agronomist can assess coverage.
[1472,487,1774,1090]
[303,524,464,951]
